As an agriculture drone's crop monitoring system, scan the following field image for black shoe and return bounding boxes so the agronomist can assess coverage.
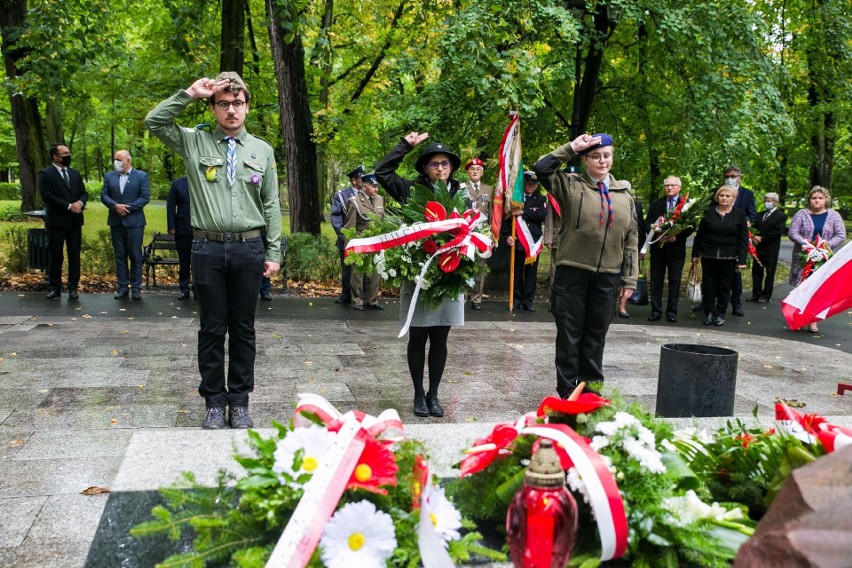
[666,314,677,323]
[692,305,703,312]
[354,305,366,311]
[413,395,429,417]
[703,315,715,326]
[114,291,129,300]
[229,405,254,429]
[260,291,272,301]
[647,312,661,321]
[46,289,61,299]
[746,296,760,302]
[202,407,227,430]
[523,304,536,312]
[177,290,190,300]
[714,317,726,327]
[471,303,482,311]
[732,308,744,317]
[757,297,770,304]
[131,291,141,300]
[68,290,79,300]
[426,395,444,417]
[368,303,384,310]
[334,297,351,304]
[512,305,520,311]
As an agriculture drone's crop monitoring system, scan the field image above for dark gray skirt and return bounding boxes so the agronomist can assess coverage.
[399,281,464,327]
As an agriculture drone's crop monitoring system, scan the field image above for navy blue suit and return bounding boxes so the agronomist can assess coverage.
[39,164,88,292]
[167,177,192,293]
[101,168,150,293]
[730,185,756,312]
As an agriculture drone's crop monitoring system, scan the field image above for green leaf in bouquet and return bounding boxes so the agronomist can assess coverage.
[661,452,699,490]
[495,467,526,505]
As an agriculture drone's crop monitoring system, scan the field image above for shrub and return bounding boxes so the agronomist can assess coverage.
[0,205,25,222]
[285,232,338,282]
[0,225,29,273]
[0,182,20,200]
[80,229,116,276]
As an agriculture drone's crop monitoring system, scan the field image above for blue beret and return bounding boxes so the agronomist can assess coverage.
[578,133,614,156]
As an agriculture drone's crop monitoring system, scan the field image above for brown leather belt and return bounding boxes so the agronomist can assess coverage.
[192,229,262,242]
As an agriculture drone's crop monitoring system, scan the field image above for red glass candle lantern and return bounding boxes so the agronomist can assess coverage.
[506,439,578,568]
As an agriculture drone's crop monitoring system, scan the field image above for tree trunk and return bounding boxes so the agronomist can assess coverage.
[315,0,334,210]
[572,8,615,137]
[220,0,246,74]
[1,0,48,211]
[636,24,660,202]
[267,0,322,234]
[808,110,835,189]
[776,147,788,206]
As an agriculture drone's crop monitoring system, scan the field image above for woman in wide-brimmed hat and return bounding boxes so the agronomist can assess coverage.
[375,132,463,419]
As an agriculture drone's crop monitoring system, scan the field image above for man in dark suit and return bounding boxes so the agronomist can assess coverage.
[749,192,786,303]
[330,165,363,304]
[644,176,693,323]
[724,166,756,316]
[167,176,192,299]
[101,150,150,300]
[38,144,87,300]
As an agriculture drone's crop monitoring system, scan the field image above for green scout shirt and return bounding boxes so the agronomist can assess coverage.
[145,90,282,262]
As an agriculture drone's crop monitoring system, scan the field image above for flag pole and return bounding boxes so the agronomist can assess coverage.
[509,215,517,311]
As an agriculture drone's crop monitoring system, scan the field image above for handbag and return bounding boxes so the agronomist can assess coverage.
[628,260,649,305]
[685,262,702,303]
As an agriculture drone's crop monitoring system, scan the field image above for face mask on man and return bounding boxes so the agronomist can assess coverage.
[114,160,124,172]
[60,155,72,167]
[764,202,774,210]
[724,177,738,186]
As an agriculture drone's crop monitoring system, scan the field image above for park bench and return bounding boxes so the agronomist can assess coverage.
[142,231,180,289]
[141,232,288,290]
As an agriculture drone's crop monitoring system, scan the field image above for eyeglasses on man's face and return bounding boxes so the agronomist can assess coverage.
[428,160,451,170]
[585,153,612,163]
[214,99,246,111]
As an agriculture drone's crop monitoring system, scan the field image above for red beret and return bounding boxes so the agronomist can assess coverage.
[465,158,485,170]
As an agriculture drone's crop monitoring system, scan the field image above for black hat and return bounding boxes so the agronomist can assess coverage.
[523,171,539,182]
[361,172,379,185]
[414,143,461,176]
[346,165,365,179]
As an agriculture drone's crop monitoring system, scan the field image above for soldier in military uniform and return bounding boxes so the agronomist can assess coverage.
[145,72,282,430]
[462,158,492,310]
[331,165,364,304]
[344,172,385,311]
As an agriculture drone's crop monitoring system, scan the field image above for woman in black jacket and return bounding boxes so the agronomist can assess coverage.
[375,132,463,418]
[691,185,748,327]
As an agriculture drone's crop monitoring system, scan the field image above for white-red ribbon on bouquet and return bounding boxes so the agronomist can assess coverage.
[774,402,852,453]
[294,392,405,440]
[345,218,466,256]
[266,419,367,568]
[520,418,628,562]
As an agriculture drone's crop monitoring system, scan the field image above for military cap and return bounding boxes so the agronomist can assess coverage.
[361,172,379,185]
[346,165,365,179]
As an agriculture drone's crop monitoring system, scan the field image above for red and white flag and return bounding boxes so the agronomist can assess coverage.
[781,242,852,329]
[492,112,522,241]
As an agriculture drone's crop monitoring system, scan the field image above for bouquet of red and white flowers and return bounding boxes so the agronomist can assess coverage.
[640,193,710,255]
[799,235,833,282]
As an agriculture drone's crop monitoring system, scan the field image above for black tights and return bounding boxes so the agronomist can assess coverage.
[407,326,451,398]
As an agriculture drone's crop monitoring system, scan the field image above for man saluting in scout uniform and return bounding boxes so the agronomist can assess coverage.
[145,72,282,430]
[344,172,385,311]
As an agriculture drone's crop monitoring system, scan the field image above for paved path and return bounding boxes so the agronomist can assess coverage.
[1,291,850,566]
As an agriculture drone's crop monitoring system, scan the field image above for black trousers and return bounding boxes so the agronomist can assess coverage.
[649,250,686,317]
[191,236,265,407]
[512,248,539,308]
[731,270,743,310]
[551,266,619,396]
[336,234,352,300]
[700,257,737,317]
[175,233,192,293]
[751,254,778,300]
[47,225,82,291]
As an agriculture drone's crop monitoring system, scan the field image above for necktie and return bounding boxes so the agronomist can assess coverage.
[598,182,613,227]
[226,137,237,186]
[475,183,479,192]
[668,198,675,211]
[62,169,70,188]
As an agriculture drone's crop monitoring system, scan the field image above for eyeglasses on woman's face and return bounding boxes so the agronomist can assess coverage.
[585,153,613,163]
[428,160,451,170]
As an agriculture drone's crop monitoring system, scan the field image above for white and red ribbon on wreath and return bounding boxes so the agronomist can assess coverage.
[265,394,452,568]
[774,402,852,452]
[345,204,493,338]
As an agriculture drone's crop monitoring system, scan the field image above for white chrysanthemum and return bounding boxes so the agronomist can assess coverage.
[589,435,610,451]
[465,277,475,288]
[613,411,639,428]
[320,500,397,568]
[424,486,462,546]
[566,467,589,504]
[388,268,397,278]
[596,421,619,437]
[272,425,336,480]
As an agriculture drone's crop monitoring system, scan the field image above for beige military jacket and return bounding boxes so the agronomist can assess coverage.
[463,181,493,219]
[344,192,385,234]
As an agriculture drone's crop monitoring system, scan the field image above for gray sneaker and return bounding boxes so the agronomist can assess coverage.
[202,406,227,430]
[229,405,254,429]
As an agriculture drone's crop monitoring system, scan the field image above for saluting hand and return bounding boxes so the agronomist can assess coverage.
[569,133,603,154]
[185,77,230,100]
[404,132,429,146]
